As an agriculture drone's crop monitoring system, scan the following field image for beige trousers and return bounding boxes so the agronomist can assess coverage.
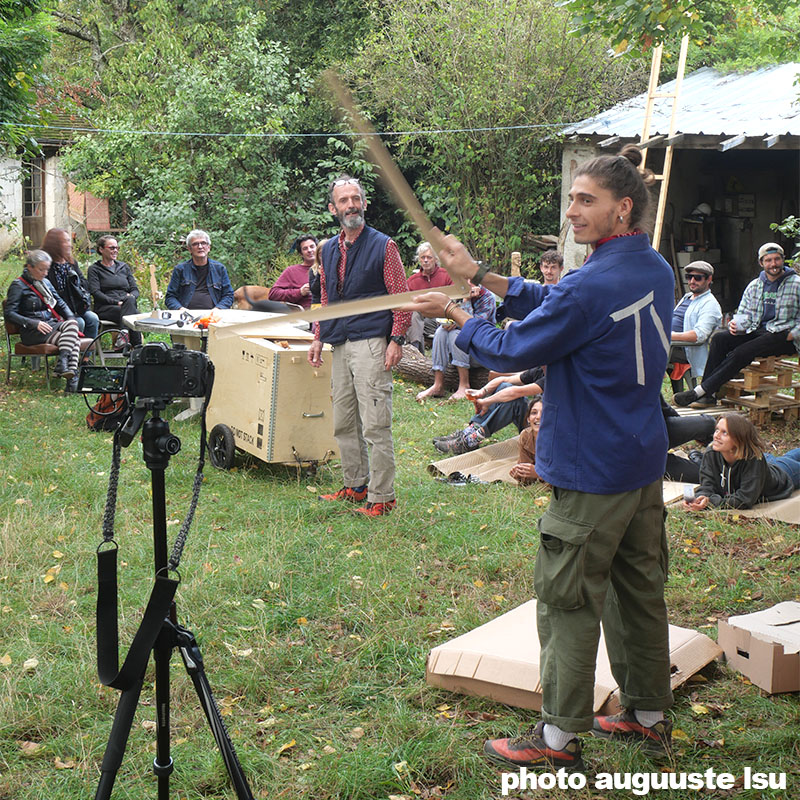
[331,337,395,503]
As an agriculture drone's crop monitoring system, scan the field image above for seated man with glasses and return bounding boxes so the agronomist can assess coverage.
[667,260,722,392]
[165,229,234,312]
[674,243,800,408]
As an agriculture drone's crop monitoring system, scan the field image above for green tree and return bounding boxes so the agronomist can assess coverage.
[0,0,52,150]
[351,0,645,266]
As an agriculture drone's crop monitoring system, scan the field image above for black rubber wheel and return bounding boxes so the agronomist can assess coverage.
[208,423,236,469]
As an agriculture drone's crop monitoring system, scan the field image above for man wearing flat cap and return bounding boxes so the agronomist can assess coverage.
[674,242,800,407]
[669,260,722,387]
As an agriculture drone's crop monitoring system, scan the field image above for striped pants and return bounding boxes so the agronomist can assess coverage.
[45,319,81,374]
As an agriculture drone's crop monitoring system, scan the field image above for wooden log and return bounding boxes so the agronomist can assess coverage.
[395,344,489,391]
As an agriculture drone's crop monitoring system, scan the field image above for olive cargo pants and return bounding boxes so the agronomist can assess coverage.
[535,479,673,731]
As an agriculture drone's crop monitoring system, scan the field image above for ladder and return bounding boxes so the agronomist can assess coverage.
[639,35,689,254]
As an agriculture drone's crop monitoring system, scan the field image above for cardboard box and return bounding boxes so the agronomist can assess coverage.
[718,602,800,693]
[426,599,721,714]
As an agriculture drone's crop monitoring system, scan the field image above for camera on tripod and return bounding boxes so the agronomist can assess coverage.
[78,341,211,400]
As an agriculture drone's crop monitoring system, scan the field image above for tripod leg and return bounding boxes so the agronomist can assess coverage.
[173,623,255,800]
[95,678,144,800]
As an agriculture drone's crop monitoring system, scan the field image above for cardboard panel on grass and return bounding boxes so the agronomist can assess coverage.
[427,599,721,714]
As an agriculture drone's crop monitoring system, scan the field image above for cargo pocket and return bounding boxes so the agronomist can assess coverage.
[534,511,594,610]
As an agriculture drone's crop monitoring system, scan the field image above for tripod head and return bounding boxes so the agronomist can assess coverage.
[118,398,181,469]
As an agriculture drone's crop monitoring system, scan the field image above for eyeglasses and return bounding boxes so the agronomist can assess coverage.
[685,273,709,281]
[332,179,361,189]
[105,246,119,251]
[189,241,210,248]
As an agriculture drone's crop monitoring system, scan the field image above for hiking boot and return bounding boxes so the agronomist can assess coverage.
[484,721,585,772]
[433,429,462,445]
[690,395,717,409]
[672,389,697,407]
[54,355,73,378]
[319,485,368,503]
[64,376,79,393]
[591,709,672,755]
[434,428,484,455]
[354,500,396,517]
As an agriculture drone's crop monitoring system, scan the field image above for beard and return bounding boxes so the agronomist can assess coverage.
[339,208,365,230]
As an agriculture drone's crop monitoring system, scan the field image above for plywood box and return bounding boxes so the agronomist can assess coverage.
[718,602,800,694]
[206,327,338,465]
[427,599,722,714]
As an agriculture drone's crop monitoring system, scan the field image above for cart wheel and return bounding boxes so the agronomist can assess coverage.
[209,424,236,469]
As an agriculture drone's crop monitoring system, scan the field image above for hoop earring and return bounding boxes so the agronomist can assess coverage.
[618,215,624,223]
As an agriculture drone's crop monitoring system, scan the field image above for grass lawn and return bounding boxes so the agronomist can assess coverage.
[1,257,798,799]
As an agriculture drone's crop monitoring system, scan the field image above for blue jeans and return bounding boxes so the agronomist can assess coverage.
[77,310,100,340]
[469,382,528,436]
[765,448,800,489]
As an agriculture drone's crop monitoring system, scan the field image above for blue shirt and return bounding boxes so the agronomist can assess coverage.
[456,233,674,493]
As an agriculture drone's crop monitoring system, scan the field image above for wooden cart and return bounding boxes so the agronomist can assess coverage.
[204,322,338,469]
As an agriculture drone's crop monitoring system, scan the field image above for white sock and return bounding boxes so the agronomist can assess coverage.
[634,709,664,727]
[694,386,706,398]
[543,723,575,750]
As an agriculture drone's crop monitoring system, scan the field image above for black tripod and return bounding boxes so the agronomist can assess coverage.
[95,401,254,799]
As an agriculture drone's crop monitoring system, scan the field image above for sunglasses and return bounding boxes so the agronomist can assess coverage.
[685,273,709,281]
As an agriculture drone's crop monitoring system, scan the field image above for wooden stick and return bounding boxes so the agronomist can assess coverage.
[323,70,470,295]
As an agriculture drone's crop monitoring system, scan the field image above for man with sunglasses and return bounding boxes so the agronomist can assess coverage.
[165,229,234,312]
[308,175,411,517]
[674,242,800,408]
[668,261,722,391]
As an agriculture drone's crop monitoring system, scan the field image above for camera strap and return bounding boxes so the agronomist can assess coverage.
[96,430,178,691]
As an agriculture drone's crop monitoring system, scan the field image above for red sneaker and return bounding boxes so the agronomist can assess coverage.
[592,709,672,755]
[354,500,396,517]
[484,721,585,771]
[319,485,368,503]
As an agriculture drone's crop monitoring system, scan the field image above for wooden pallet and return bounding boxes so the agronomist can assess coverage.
[719,356,800,423]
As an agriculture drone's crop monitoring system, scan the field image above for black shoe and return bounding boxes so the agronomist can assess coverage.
[690,395,717,408]
[54,355,74,378]
[65,376,79,393]
[688,449,704,465]
[433,430,461,444]
[672,389,697,407]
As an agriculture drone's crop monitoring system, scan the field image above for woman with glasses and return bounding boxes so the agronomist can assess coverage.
[165,229,234,312]
[87,236,143,346]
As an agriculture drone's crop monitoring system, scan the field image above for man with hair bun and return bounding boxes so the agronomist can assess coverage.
[411,145,675,771]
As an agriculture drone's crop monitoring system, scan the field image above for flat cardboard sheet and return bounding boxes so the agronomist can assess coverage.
[666,483,800,524]
[428,437,523,485]
[427,599,721,714]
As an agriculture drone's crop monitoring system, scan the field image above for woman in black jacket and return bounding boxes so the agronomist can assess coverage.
[683,413,800,510]
[41,227,100,340]
[87,236,142,345]
[5,250,82,391]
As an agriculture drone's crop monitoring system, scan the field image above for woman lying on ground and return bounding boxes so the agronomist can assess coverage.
[683,413,800,511]
[5,249,83,391]
[509,398,543,485]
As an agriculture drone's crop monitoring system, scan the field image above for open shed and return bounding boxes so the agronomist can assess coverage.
[560,62,800,311]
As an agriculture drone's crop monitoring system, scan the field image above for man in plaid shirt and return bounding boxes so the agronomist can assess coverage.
[674,242,800,408]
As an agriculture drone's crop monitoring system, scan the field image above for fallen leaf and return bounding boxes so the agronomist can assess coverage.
[277,739,296,755]
[306,486,318,493]
[23,657,39,671]
[690,703,709,715]
[19,741,42,756]
[473,579,484,588]
[142,720,157,732]
[54,757,76,769]
[349,727,365,740]
[296,617,308,625]
[322,745,337,754]
[0,653,11,666]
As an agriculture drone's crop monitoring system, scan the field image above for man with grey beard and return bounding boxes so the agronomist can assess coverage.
[308,175,410,517]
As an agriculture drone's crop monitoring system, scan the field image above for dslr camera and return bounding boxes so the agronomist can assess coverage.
[79,342,211,400]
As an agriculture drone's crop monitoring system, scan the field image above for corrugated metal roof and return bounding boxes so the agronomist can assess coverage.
[564,62,800,138]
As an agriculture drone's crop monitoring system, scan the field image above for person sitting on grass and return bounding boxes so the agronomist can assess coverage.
[509,398,543,485]
[415,280,496,402]
[433,367,545,454]
[683,413,800,511]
